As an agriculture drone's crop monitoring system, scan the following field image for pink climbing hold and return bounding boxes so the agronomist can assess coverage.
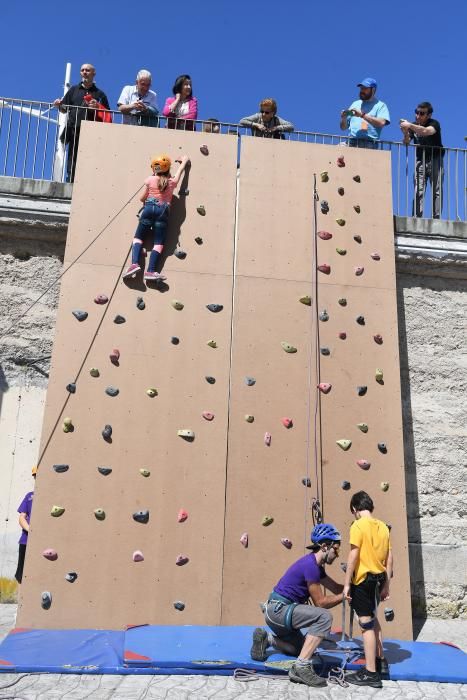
[371,252,381,261]
[94,294,108,305]
[133,550,144,562]
[337,156,346,167]
[317,230,333,240]
[338,331,347,340]
[357,459,371,470]
[42,549,58,561]
[281,417,293,429]
[240,532,248,548]
[355,266,364,276]
[176,554,189,566]
[318,263,331,274]
[177,509,188,523]
[374,334,383,345]
[317,383,332,394]
[264,432,272,446]
[281,538,293,549]
[110,349,120,365]
[202,411,215,421]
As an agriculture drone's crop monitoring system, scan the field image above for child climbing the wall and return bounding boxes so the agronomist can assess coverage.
[343,490,393,688]
[123,154,189,282]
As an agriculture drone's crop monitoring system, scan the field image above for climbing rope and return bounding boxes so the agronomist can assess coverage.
[233,668,289,682]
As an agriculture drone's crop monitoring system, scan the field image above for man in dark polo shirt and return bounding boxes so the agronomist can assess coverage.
[400,102,444,219]
[250,523,344,688]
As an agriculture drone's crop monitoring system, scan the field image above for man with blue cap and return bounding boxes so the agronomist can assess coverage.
[250,523,344,688]
[340,78,390,148]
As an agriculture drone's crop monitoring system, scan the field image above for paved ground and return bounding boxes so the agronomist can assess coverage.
[0,606,465,699]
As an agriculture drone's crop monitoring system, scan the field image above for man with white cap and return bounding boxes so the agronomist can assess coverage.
[340,78,390,148]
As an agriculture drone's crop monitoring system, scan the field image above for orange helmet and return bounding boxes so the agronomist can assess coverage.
[151,155,171,173]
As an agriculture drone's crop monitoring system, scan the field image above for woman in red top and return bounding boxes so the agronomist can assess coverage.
[162,75,198,131]
[123,154,189,282]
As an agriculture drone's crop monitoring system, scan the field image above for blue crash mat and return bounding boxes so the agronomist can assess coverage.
[0,625,466,682]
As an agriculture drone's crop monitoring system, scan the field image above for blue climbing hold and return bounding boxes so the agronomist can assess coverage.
[72,310,88,322]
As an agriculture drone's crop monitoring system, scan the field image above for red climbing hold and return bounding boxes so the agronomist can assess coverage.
[318,263,331,274]
[354,266,364,276]
[318,383,332,394]
[110,349,120,365]
[317,230,333,240]
[42,549,58,561]
[176,554,189,566]
[337,156,346,167]
[202,411,215,421]
[281,417,293,429]
[200,145,209,156]
[357,459,371,470]
[94,294,108,305]
[338,331,347,340]
[371,252,381,261]
[177,509,188,523]
[374,334,383,345]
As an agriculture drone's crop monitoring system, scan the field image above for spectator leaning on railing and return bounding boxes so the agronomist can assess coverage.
[340,78,390,149]
[239,98,294,139]
[117,69,159,127]
[162,75,198,131]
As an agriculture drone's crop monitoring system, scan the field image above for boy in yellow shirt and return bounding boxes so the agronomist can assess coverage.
[343,491,393,688]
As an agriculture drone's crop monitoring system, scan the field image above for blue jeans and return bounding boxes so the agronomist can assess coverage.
[348,138,379,150]
[134,199,169,245]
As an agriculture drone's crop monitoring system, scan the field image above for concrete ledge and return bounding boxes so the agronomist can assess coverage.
[0,176,72,200]
[395,215,467,240]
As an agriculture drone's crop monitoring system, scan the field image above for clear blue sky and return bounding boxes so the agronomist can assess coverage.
[1,0,466,148]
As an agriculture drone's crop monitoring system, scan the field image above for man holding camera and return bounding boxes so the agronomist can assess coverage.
[340,78,390,148]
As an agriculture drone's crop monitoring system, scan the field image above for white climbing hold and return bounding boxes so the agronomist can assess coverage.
[240,532,248,547]
[133,550,144,562]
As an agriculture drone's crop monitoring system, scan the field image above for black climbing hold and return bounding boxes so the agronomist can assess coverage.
[195,237,203,245]
[174,601,185,611]
[378,443,388,454]
[245,376,256,386]
[301,477,311,487]
[197,205,206,216]
[136,297,145,310]
[98,467,112,476]
[320,200,329,214]
[65,572,78,583]
[174,248,187,259]
[357,386,368,396]
[53,464,69,473]
[105,386,119,397]
[384,607,395,622]
[338,298,347,306]
[353,175,361,183]
[206,304,223,313]
[72,310,88,322]
[133,510,149,524]
[205,376,216,384]
[66,383,76,394]
[102,424,112,440]
[320,347,330,356]
[200,144,209,156]
[319,310,329,322]
[114,315,126,324]
[171,336,180,345]
[337,187,345,195]
[341,480,351,490]
[353,235,362,243]
[356,315,365,325]
[41,592,52,610]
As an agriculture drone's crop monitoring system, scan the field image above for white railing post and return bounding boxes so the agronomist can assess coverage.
[52,62,71,182]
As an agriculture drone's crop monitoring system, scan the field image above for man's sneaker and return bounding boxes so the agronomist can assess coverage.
[250,627,269,661]
[345,668,382,688]
[376,656,389,675]
[289,662,327,687]
[123,263,141,279]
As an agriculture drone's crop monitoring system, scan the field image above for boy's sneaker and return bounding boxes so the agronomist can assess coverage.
[250,627,269,661]
[345,668,382,688]
[289,662,327,687]
[376,656,389,676]
[123,263,140,278]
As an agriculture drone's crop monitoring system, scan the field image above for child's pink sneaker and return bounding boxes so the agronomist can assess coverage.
[123,263,140,279]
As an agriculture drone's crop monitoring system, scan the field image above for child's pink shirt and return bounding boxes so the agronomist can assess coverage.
[144,176,177,204]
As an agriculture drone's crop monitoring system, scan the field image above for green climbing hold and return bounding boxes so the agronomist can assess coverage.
[207,339,217,348]
[50,505,65,517]
[262,515,274,526]
[94,508,106,520]
[244,414,255,423]
[338,297,347,306]
[139,468,151,477]
[320,171,329,182]
[336,247,347,255]
[336,439,352,451]
[281,341,297,353]
[90,368,100,378]
[375,368,384,383]
[171,300,184,310]
[357,423,369,433]
[299,295,311,306]
[336,218,346,226]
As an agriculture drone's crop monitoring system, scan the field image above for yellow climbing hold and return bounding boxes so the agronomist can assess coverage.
[299,295,312,306]
[336,439,352,451]
[375,368,384,382]
[90,368,100,377]
[139,469,151,477]
[262,515,274,526]
[357,423,369,433]
[336,218,346,226]
[281,342,297,353]
[50,505,65,517]
[244,415,255,423]
[171,300,184,310]
[207,339,218,348]
[146,388,158,397]
[320,171,329,182]
[380,481,390,492]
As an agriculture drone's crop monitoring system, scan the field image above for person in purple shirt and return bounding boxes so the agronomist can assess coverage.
[14,466,36,584]
[250,523,344,688]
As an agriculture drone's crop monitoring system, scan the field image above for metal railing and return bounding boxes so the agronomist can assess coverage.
[1,96,466,222]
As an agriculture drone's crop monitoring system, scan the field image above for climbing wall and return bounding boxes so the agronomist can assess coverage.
[18,126,412,639]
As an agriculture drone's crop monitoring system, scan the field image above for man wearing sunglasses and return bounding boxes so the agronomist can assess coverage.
[239,98,294,139]
[400,103,444,219]
[340,78,390,148]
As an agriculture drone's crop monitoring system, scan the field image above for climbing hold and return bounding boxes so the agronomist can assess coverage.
[72,310,88,322]
[94,508,106,520]
[94,294,108,305]
[319,310,329,322]
[139,468,151,477]
[355,266,364,276]
[336,247,347,255]
[207,339,217,348]
[205,376,216,384]
[62,417,73,433]
[356,315,365,325]
[281,538,293,549]
[200,144,209,156]
[171,300,184,310]
[320,201,329,214]
[281,417,293,428]
[133,510,149,524]
[53,464,69,473]
[381,482,390,492]
[302,477,311,487]
[102,424,112,440]
[113,315,126,324]
[197,205,206,216]
[375,368,384,383]
[245,414,255,423]
[337,187,344,195]
[98,467,112,476]
[146,388,158,397]
[202,411,215,421]
[176,554,189,566]
[336,439,352,451]
[341,481,351,490]
[384,607,394,621]
[133,551,144,562]
[136,297,146,310]
[338,331,347,340]
[65,572,78,583]
[320,347,330,356]
[178,509,188,523]
[317,382,332,394]
[50,505,65,517]
[378,443,388,454]
[317,230,332,240]
[281,341,297,353]
[245,376,256,386]
[299,295,312,306]
[171,337,180,347]
[336,218,346,226]
[178,429,195,440]
[357,423,369,433]
[338,297,347,306]
[194,236,203,245]
[66,383,76,393]
[357,386,367,396]
[354,204,361,213]
[337,156,345,167]
[320,171,329,182]
[262,516,274,526]
[110,349,120,365]
[42,549,58,561]
[353,235,362,243]
[371,252,381,261]
[174,601,185,611]
[317,263,331,274]
[105,386,119,397]
[357,459,371,470]
[353,175,361,183]
[240,532,248,548]
[90,367,100,377]
[41,592,52,610]
[264,432,272,446]
[373,334,383,345]
[206,304,223,313]
[174,248,187,259]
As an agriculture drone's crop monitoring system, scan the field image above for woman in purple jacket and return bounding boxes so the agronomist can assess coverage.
[162,74,198,131]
